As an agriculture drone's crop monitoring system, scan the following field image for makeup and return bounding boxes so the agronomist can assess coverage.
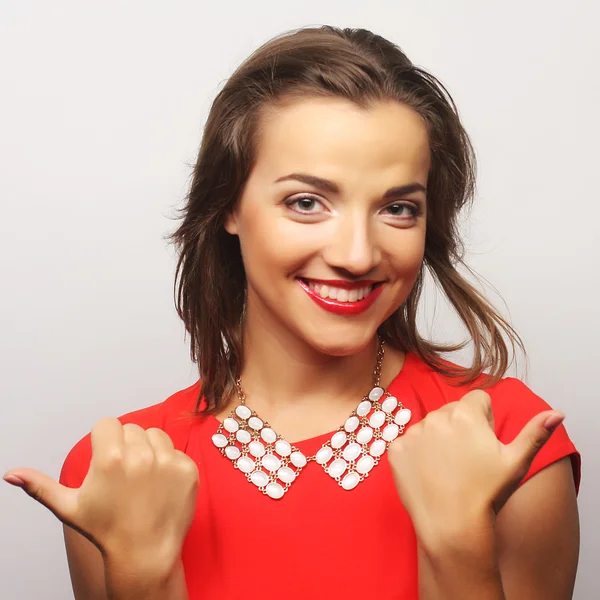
[297,278,384,315]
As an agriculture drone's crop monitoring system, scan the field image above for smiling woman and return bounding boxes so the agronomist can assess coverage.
[224,98,429,354]
[4,25,579,600]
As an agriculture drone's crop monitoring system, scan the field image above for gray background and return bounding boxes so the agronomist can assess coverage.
[1,1,597,598]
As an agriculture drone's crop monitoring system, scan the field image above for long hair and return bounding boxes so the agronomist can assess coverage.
[169,25,524,413]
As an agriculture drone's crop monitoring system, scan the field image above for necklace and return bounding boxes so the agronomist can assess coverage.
[211,340,412,499]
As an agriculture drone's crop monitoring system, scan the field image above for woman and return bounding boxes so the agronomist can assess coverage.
[4,26,580,600]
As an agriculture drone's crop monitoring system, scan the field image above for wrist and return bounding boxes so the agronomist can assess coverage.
[416,511,504,600]
[104,555,188,600]
[415,505,497,560]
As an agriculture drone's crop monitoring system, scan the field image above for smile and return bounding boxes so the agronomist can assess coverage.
[296,278,384,315]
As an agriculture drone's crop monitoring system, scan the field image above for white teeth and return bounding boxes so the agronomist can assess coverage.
[302,280,375,303]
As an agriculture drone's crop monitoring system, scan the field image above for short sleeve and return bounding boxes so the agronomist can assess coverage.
[491,377,581,492]
[59,401,166,489]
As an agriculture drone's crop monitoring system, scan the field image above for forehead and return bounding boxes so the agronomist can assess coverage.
[252,96,431,185]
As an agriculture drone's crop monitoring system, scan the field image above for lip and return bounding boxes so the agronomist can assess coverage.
[297,278,384,315]
[300,278,380,290]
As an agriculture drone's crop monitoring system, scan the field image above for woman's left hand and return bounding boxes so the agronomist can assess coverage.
[388,389,564,550]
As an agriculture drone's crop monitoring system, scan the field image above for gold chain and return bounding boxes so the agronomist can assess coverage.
[235,338,385,406]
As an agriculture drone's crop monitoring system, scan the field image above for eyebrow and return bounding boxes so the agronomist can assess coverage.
[274,172,427,198]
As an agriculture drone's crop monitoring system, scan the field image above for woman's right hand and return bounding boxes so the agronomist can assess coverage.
[4,418,199,578]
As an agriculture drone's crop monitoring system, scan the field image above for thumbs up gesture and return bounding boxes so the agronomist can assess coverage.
[388,390,564,546]
[4,418,199,574]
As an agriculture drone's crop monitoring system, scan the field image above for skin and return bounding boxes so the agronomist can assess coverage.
[221,97,429,439]
[3,96,579,599]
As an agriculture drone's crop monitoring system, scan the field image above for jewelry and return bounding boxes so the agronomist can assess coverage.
[211,340,412,499]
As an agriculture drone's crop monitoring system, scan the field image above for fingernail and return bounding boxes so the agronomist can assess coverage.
[544,413,565,432]
[3,474,26,488]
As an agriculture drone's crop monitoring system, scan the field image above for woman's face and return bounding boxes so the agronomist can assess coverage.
[225,96,430,356]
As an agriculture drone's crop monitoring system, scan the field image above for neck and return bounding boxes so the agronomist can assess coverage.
[238,311,379,417]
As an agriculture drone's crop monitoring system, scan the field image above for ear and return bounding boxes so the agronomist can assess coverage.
[224,210,239,235]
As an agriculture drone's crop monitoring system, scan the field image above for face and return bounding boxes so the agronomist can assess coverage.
[225,96,430,356]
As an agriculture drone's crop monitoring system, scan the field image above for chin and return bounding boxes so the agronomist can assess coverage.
[298,324,379,357]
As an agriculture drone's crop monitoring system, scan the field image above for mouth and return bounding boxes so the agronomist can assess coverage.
[296,277,384,315]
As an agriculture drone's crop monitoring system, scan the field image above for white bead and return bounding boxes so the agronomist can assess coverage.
[277,466,296,483]
[212,433,228,448]
[248,416,263,430]
[249,441,266,458]
[223,418,239,433]
[261,428,277,444]
[328,458,348,478]
[356,427,373,444]
[237,456,255,473]
[331,431,347,449]
[344,416,360,432]
[382,424,399,442]
[369,439,386,457]
[395,408,412,426]
[369,410,386,428]
[235,405,251,420]
[369,387,384,401]
[381,396,398,414]
[343,442,362,462]
[290,451,307,468]
[266,482,284,499]
[357,400,372,416]
[225,446,241,460]
[356,454,375,474]
[341,471,360,490]
[261,454,281,472]
[275,440,291,457]
[236,429,251,444]
[316,446,333,465]
[250,470,269,487]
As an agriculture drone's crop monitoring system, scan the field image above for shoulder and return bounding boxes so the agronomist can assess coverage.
[402,351,563,416]
[400,353,581,490]
[59,380,203,489]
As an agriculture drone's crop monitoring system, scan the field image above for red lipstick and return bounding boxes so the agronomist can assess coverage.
[297,278,383,315]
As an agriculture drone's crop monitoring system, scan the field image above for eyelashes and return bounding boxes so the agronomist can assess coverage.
[286,196,321,213]
[284,194,423,220]
[380,203,422,219]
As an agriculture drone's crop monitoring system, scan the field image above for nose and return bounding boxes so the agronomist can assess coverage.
[322,211,382,277]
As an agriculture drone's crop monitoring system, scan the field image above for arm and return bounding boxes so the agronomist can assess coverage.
[64,525,189,600]
[64,526,107,600]
[417,458,579,600]
[496,458,579,599]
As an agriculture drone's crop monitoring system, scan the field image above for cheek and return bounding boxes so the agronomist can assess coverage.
[237,217,313,279]
[384,230,426,278]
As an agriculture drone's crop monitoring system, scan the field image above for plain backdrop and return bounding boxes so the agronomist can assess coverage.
[1,1,598,598]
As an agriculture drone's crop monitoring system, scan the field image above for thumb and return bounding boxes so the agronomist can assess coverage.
[3,468,78,524]
[507,410,565,472]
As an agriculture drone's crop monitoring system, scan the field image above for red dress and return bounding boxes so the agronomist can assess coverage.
[60,352,580,599]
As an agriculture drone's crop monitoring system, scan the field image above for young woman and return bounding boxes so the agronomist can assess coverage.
[4,26,580,600]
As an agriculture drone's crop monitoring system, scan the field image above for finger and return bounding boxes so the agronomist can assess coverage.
[146,428,175,454]
[123,423,153,449]
[507,410,564,471]
[91,418,125,460]
[3,468,77,524]
[460,390,495,430]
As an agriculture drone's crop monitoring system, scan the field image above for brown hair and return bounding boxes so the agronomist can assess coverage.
[170,25,524,413]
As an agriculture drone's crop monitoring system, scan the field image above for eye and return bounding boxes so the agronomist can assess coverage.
[285,195,326,214]
[381,202,421,219]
